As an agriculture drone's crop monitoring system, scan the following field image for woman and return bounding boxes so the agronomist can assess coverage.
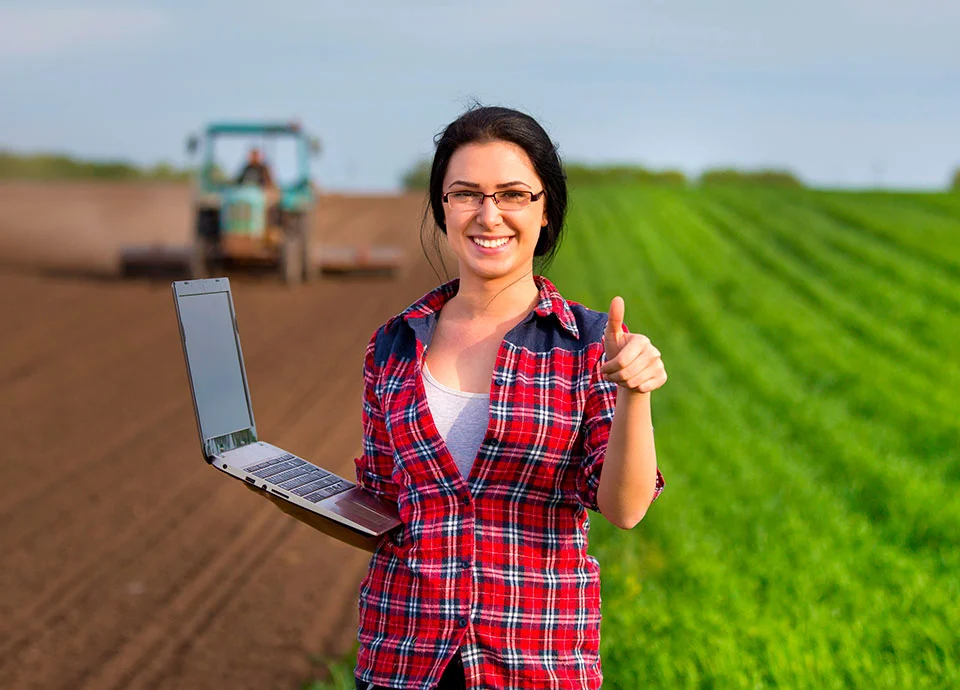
[351,106,666,690]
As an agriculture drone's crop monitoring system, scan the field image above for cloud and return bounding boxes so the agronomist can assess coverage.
[0,4,172,58]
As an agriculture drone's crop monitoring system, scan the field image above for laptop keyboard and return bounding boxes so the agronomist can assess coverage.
[243,453,353,503]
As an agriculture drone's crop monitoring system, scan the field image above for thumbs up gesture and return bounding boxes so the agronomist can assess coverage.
[600,296,667,394]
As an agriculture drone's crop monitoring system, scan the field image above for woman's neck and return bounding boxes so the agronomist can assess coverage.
[449,271,540,322]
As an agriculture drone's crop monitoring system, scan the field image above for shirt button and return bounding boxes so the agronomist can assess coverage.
[457,616,468,628]
[461,558,471,569]
[494,376,505,386]
[462,495,471,506]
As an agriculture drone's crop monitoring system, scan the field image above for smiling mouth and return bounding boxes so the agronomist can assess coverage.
[471,236,511,249]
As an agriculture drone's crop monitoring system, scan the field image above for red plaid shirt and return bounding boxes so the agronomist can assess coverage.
[354,276,664,689]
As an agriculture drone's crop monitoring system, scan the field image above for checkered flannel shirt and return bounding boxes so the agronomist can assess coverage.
[354,275,664,689]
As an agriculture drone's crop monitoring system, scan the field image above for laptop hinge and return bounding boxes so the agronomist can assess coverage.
[204,427,258,458]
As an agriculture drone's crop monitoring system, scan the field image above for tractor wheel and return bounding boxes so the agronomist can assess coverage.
[300,214,317,283]
[280,228,304,286]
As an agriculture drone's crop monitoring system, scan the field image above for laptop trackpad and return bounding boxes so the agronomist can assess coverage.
[325,487,401,532]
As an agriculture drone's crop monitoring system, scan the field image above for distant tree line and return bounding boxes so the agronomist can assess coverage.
[564,164,688,187]
[952,166,960,192]
[0,150,192,181]
[400,158,809,191]
[697,168,803,188]
[401,159,432,191]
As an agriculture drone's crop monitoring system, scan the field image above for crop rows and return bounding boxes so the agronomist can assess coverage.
[550,185,959,688]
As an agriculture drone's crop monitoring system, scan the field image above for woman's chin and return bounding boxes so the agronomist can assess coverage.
[459,257,525,282]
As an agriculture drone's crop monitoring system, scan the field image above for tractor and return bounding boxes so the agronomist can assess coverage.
[186,120,320,285]
[118,119,404,283]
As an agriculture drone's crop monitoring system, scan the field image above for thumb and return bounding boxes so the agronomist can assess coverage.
[605,296,626,346]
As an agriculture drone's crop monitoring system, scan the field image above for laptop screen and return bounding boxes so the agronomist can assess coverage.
[177,288,254,443]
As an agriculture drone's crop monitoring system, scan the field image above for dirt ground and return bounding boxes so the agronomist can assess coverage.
[0,182,449,689]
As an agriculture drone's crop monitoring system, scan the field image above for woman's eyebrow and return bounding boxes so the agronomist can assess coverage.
[447,180,534,189]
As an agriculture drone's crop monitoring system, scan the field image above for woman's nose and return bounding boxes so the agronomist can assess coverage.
[476,195,503,227]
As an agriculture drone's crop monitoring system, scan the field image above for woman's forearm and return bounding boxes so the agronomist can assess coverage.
[595,389,659,529]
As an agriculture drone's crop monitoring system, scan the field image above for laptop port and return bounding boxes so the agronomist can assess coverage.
[245,476,256,485]
[270,489,288,499]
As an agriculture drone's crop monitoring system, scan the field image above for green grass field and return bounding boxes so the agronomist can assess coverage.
[553,185,959,688]
[308,186,959,689]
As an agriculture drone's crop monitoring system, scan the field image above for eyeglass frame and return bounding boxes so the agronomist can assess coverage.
[441,189,546,209]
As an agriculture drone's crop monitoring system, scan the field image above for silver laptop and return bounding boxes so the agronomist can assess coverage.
[171,277,401,538]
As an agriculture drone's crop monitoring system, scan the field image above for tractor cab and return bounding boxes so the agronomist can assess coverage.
[187,121,322,284]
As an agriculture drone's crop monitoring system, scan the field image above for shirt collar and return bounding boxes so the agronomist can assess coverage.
[401,275,580,340]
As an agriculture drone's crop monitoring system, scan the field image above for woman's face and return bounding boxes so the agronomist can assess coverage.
[441,140,547,285]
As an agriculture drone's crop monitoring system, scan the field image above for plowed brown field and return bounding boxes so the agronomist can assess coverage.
[0,182,444,689]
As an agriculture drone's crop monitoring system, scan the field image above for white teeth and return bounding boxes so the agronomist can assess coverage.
[472,236,510,249]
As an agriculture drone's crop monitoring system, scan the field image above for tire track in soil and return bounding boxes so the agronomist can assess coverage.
[0,262,389,608]
[136,536,355,690]
[0,271,363,506]
[2,310,386,684]
[0,271,107,333]
[69,507,296,690]
[0,282,376,627]
[0,297,311,514]
[0,191,435,690]
[0,279,156,384]
[5,484,281,689]
[87,379,374,690]
[136,345,388,689]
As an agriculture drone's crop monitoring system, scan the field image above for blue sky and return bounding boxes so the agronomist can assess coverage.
[1,0,958,191]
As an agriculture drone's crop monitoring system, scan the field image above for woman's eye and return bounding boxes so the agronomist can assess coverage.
[500,191,526,200]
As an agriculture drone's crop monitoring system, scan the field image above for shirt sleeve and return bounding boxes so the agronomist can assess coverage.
[354,331,399,505]
[576,333,665,513]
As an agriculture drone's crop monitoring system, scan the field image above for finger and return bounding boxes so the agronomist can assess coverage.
[628,369,668,393]
[600,336,651,374]
[601,337,652,373]
[605,296,625,341]
[604,347,660,383]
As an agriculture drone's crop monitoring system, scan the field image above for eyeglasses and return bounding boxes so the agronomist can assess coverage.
[442,189,545,211]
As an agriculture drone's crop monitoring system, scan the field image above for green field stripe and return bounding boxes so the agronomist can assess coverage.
[850,190,960,235]
[896,191,960,223]
[576,186,959,444]
[704,186,960,320]
[712,187,960,317]
[783,190,960,313]
[621,188,960,516]
[556,187,959,688]
[820,190,960,252]
[598,333,959,688]
[611,190,960,552]
[684,189,960,398]
[803,192,960,277]
[639,189,959,468]
[568,185,956,568]
[673,190,960,465]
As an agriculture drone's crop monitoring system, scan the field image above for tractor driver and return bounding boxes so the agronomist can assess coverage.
[236,148,275,188]
[236,147,281,225]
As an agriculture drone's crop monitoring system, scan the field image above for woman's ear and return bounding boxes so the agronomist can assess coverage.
[541,209,548,227]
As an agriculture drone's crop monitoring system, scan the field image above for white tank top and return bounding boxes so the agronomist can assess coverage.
[422,364,490,479]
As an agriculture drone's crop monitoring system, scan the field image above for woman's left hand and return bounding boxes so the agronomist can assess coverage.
[600,296,667,394]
